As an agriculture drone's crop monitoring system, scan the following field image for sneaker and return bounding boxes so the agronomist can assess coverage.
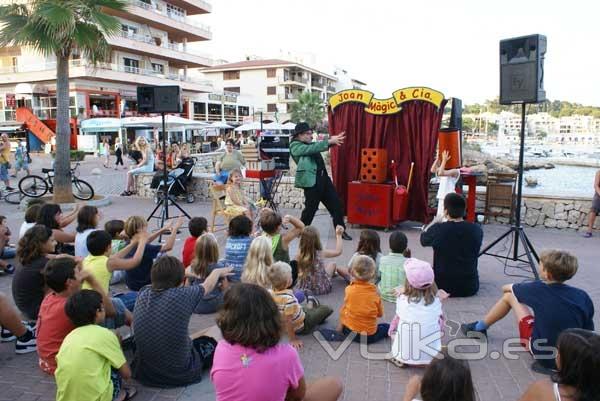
[0,327,16,342]
[3,264,15,274]
[460,321,487,338]
[15,328,37,354]
[582,231,592,238]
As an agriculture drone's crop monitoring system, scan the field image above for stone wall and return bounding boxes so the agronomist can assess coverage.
[137,161,597,231]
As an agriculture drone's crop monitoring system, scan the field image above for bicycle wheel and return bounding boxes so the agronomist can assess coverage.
[19,175,48,198]
[4,191,24,205]
[72,178,94,200]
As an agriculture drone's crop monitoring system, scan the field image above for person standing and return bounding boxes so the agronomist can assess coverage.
[114,137,124,170]
[0,133,13,191]
[11,141,30,178]
[290,123,351,240]
[102,138,111,169]
[583,169,600,238]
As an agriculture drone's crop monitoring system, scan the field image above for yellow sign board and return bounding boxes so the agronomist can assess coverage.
[329,87,445,115]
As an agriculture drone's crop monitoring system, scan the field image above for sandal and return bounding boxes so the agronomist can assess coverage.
[386,357,406,368]
[120,191,131,196]
[118,386,137,401]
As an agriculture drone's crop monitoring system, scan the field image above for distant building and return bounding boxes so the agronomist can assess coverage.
[332,67,367,91]
[201,59,339,122]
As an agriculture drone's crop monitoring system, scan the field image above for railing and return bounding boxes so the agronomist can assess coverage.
[192,113,241,123]
[0,59,213,87]
[311,80,324,88]
[127,0,212,32]
[278,93,299,101]
[115,31,211,60]
[326,85,336,92]
[281,75,308,84]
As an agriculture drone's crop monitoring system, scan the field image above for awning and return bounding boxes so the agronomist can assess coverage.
[210,121,233,129]
[234,121,262,131]
[80,118,121,132]
[0,125,23,132]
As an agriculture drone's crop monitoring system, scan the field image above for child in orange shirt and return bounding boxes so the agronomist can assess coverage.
[318,255,389,344]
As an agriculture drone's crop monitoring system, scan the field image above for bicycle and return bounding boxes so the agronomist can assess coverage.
[18,162,95,201]
[0,187,24,204]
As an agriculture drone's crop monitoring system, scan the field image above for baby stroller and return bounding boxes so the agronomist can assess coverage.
[151,157,196,204]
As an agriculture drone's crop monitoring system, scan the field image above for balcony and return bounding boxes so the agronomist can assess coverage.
[311,80,324,88]
[107,31,212,68]
[103,0,211,42]
[326,85,337,92]
[280,75,308,86]
[170,0,212,15]
[0,60,213,93]
[278,93,300,102]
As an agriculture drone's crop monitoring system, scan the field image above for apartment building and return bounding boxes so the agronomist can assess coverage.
[201,59,339,122]
[0,0,216,142]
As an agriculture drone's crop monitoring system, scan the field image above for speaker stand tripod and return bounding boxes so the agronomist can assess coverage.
[478,103,540,280]
[147,112,191,231]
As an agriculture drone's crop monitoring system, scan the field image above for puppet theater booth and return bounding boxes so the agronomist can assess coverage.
[328,87,457,229]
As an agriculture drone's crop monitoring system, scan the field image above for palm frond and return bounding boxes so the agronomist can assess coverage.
[72,23,112,63]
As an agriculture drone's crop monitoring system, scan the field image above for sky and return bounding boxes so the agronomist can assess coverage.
[193,0,600,106]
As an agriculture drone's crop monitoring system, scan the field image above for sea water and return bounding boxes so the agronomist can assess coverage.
[521,165,598,197]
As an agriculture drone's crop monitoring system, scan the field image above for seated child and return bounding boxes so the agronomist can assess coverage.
[224,168,254,220]
[223,215,253,282]
[122,215,184,292]
[211,283,343,401]
[347,229,382,283]
[55,289,135,401]
[462,249,595,371]
[19,203,43,239]
[182,217,208,268]
[295,226,351,295]
[0,215,15,273]
[241,236,273,288]
[74,205,99,258]
[186,233,229,314]
[378,231,410,302]
[518,328,600,401]
[388,258,447,367]
[259,209,305,264]
[268,261,333,349]
[318,255,389,344]
[104,220,126,285]
[132,256,231,388]
[37,257,119,375]
[402,351,476,401]
[431,150,460,218]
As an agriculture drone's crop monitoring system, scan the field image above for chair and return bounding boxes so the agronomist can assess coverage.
[484,172,517,223]
[209,183,242,233]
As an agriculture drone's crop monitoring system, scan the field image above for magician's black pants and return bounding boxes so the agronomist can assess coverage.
[300,170,345,229]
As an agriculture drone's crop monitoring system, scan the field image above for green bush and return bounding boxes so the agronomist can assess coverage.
[69,150,86,161]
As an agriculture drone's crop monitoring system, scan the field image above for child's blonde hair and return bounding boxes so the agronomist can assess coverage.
[539,249,578,282]
[403,280,438,306]
[190,233,219,278]
[297,226,322,278]
[350,255,376,281]
[267,261,292,291]
[241,236,273,288]
[124,216,147,238]
[227,168,243,184]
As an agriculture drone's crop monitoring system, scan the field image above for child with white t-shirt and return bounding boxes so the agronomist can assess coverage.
[431,150,460,218]
[388,258,448,367]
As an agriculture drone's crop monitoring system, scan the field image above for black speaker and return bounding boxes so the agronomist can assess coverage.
[449,98,462,130]
[500,34,546,104]
[137,85,182,113]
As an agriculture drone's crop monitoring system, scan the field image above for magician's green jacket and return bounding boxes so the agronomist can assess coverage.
[289,139,330,188]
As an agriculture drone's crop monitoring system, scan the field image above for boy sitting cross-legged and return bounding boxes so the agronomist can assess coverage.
[268,261,333,350]
[462,249,595,372]
[55,289,135,401]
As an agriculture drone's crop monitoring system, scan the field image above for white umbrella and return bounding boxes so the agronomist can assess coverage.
[122,115,208,130]
[263,122,285,130]
[282,122,296,130]
[234,121,263,131]
[210,121,233,129]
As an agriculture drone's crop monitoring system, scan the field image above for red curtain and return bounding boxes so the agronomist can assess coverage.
[328,99,447,223]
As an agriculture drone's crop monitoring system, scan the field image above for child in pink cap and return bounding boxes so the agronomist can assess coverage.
[387,258,448,368]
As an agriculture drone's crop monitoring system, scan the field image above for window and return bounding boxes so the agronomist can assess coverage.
[238,106,249,116]
[208,103,222,115]
[224,87,240,93]
[267,104,277,112]
[123,58,139,73]
[121,24,137,36]
[193,102,206,114]
[151,63,164,74]
[266,68,276,78]
[223,70,240,80]
[267,86,277,95]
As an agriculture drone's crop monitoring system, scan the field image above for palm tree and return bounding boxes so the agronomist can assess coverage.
[0,0,125,202]
[289,91,325,129]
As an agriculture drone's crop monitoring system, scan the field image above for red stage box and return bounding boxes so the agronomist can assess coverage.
[245,170,275,179]
[347,182,394,228]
